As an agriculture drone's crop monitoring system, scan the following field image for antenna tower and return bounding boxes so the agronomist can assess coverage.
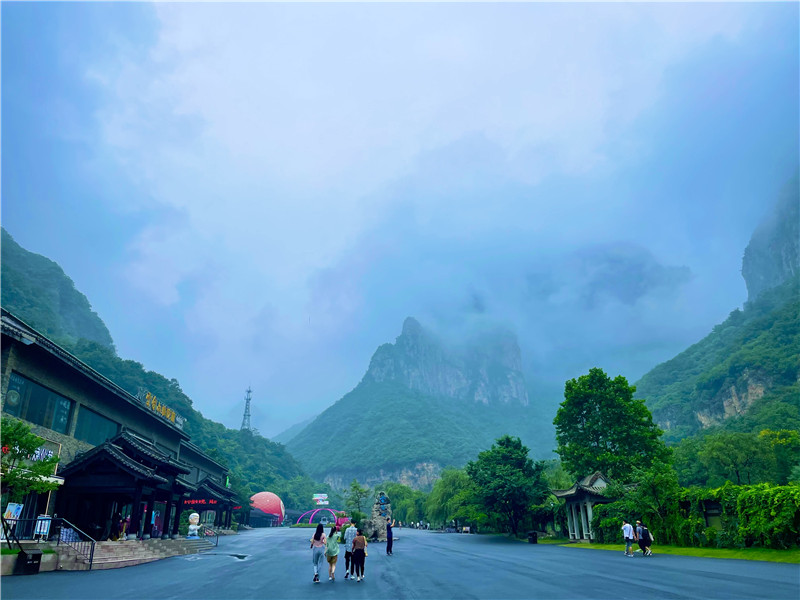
[241,387,253,431]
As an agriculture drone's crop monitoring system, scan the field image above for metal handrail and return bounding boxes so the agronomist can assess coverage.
[54,518,96,571]
[200,525,219,547]
[1,516,55,544]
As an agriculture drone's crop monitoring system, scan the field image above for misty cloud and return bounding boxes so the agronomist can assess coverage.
[2,2,796,436]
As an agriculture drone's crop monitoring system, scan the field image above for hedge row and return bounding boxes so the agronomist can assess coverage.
[591,483,800,549]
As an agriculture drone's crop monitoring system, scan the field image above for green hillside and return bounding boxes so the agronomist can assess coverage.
[637,175,799,443]
[1,229,114,349]
[637,276,799,442]
[287,379,552,487]
[0,229,327,510]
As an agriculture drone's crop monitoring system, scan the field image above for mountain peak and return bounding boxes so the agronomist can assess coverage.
[364,318,528,406]
[401,316,424,337]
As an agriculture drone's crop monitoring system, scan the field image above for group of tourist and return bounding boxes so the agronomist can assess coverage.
[621,519,654,557]
[310,521,369,583]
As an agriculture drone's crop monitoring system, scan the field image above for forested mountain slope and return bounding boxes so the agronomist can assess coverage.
[287,318,553,489]
[1,229,114,349]
[637,177,799,442]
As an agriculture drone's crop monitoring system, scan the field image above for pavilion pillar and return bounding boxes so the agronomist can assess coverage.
[142,495,154,539]
[171,498,184,539]
[128,485,143,539]
[571,502,580,539]
[162,501,172,539]
[565,502,574,539]
[586,502,594,540]
[579,501,589,539]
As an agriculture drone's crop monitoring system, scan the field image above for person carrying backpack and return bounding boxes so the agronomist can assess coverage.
[636,520,654,556]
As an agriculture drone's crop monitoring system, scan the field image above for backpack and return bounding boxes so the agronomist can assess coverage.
[641,526,652,544]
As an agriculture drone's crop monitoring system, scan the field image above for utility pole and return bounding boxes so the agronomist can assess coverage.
[241,387,252,431]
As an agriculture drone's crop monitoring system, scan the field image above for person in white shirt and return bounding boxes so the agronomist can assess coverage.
[343,522,358,580]
[621,519,635,557]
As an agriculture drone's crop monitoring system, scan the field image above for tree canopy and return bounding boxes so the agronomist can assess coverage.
[465,435,549,536]
[553,367,669,480]
[1,417,61,502]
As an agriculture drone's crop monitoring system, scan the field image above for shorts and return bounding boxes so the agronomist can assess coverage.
[326,554,338,565]
[625,538,633,551]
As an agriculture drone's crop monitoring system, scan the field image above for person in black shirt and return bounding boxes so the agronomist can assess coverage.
[386,518,396,555]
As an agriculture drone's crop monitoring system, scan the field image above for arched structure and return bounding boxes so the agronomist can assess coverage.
[296,507,339,525]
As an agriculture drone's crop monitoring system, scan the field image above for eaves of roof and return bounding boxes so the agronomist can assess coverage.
[60,442,169,485]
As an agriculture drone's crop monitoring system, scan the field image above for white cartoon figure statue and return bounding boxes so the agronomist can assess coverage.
[187,512,201,539]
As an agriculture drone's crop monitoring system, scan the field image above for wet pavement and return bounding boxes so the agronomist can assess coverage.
[2,527,798,599]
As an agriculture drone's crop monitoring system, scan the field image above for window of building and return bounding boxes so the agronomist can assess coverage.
[74,407,119,446]
[3,372,74,434]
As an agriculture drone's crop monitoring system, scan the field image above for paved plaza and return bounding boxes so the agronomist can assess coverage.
[2,527,798,600]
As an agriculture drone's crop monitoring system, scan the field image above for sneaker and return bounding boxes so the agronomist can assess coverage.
[329,576,333,581]
[357,577,362,582]
[344,574,349,580]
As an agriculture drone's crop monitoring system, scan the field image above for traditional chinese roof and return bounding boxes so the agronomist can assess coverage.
[552,471,610,499]
[59,441,169,484]
[175,475,199,492]
[113,430,191,475]
[199,476,236,501]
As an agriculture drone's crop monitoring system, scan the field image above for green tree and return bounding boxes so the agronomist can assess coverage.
[672,436,710,487]
[554,368,670,480]
[344,479,371,515]
[465,435,549,536]
[382,482,426,524]
[425,468,478,528]
[758,429,800,484]
[699,432,775,485]
[1,417,61,502]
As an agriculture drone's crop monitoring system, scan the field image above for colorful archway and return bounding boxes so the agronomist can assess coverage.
[296,507,339,525]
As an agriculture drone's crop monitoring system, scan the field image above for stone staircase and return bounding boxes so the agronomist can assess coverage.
[57,538,215,571]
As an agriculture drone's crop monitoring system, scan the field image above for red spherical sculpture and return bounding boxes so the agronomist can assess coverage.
[250,491,285,521]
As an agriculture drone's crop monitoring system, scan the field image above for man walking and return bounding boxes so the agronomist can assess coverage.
[621,519,634,557]
[343,522,358,579]
[386,518,396,555]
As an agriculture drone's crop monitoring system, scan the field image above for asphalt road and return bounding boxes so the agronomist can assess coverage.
[2,527,798,600]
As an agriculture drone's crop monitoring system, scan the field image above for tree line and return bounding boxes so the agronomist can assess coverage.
[339,367,799,549]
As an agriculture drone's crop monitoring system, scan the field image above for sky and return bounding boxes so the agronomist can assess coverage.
[2,2,798,438]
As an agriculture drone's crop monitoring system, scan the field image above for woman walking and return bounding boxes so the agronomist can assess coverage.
[325,525,340,581]
[351,528,368,582]
[310,523,327,583]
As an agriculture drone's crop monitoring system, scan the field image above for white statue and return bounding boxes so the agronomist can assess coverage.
[187,512,201,539]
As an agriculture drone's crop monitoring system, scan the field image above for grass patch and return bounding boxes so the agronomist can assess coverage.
[537,537,572,545]
[560,542,800,563]
[1,547,56,555]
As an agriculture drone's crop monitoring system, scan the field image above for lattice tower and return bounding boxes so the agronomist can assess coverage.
[241,387,253,431]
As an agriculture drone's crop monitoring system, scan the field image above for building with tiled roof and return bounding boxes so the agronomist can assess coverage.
[1,308,235,540]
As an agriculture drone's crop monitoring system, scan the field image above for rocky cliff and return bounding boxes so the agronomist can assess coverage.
[741,173,799,302]
[362,317,529,406]
[287,318,546,489]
